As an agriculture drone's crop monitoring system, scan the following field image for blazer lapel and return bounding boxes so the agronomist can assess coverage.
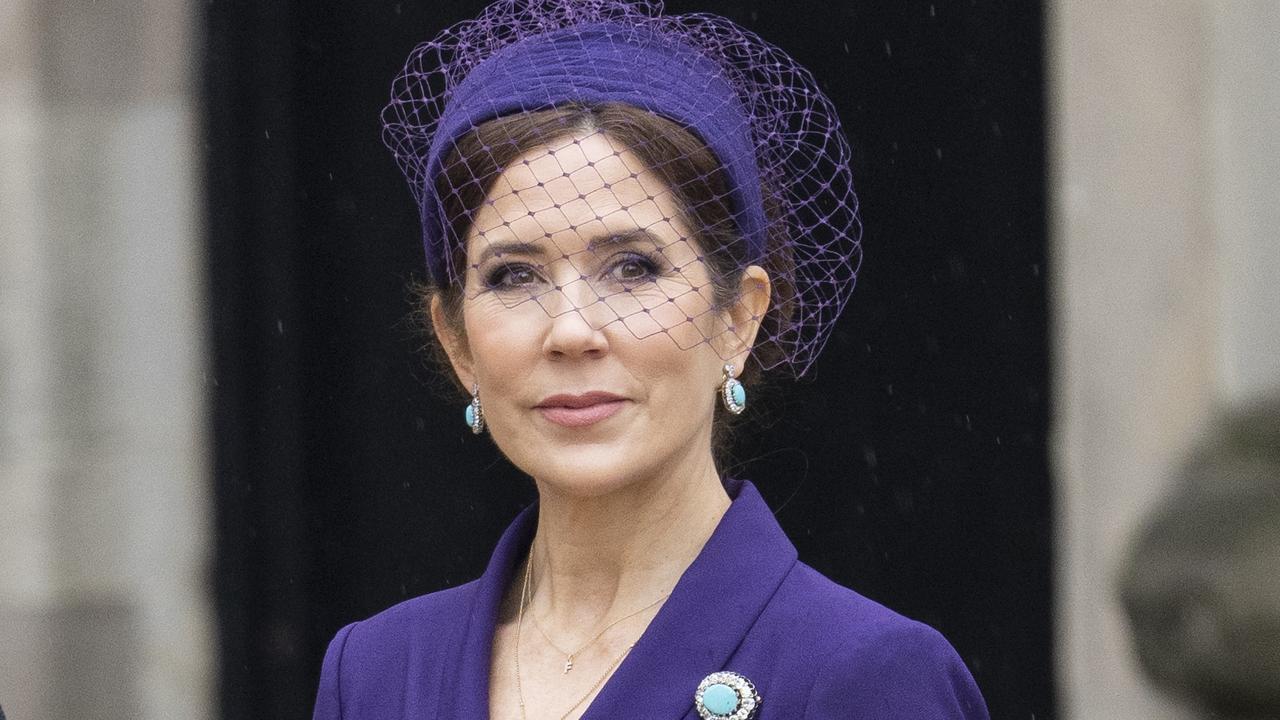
[436,499,538,720]
[438,478,797,720]
[580,478,797,719]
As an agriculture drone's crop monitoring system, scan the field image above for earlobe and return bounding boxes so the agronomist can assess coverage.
[429,294,475,390]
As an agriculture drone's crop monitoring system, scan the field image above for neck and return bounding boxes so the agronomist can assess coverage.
[518,451,731,640]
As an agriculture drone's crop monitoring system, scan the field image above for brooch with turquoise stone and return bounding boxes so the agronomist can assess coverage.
[695,671,760,720]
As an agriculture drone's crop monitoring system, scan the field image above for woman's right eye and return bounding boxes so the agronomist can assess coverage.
[483,263,541,289]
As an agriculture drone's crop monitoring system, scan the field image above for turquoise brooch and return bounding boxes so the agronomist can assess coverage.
[695,671,760,720]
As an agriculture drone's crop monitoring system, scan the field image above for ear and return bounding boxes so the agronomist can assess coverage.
[430,294,476,391]
[721,264,771,372]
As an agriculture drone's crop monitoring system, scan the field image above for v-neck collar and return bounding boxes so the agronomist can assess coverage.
[434,478,798,720]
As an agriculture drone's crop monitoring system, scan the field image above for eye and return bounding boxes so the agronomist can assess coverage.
[605,252,661,283]
[483,262,541,289]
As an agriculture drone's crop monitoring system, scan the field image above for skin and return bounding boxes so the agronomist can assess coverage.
[431,130,771,719]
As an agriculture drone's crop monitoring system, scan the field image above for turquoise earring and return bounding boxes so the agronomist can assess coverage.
[464,383,485,434]
[720,363,746,415]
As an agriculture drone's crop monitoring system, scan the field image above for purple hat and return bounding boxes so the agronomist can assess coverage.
[381,0,862,378]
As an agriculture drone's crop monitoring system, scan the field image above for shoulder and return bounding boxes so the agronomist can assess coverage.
[324,579,477,665]
[312,581,478,719]
[769,562,990,719]
[342,579,477,651]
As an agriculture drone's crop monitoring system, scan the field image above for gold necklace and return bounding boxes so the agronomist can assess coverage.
[527,580,670,674]
[515,552,637,720]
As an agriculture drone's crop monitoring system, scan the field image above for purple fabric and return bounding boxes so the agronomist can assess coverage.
[423,22,766,286]
[312,479,990,719]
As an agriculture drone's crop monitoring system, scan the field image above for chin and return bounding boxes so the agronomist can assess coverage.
[517,446,651,499]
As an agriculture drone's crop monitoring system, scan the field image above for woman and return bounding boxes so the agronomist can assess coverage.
[314,1,988,718]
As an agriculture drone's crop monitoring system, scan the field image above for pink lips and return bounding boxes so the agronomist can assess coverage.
[535,392,628,428]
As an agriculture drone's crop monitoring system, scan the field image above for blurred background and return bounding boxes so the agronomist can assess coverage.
[1,1,1276,719]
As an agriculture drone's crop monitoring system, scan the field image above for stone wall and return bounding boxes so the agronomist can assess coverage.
[0,1,212,718]
[1051,1,1280,717]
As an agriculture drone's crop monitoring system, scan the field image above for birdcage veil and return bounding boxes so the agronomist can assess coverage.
[381,0,861,378]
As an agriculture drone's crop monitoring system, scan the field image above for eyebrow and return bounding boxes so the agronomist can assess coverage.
[587,229,664,253]
[475,241,545,266]
[474,229,665,266]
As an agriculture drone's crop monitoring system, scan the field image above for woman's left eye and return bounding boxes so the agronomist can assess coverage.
[605,254,660,283]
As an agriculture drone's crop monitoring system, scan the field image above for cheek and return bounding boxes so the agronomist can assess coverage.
[619,331,721,410]
[612,281,724,352]
[464,300,544,382]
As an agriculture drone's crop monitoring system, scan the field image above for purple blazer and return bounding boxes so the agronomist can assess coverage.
[312,478,989,719]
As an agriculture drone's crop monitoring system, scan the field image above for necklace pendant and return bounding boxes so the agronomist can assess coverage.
[564,656,574,674]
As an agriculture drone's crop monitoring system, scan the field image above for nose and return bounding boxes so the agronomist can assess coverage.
[541,276,611,359]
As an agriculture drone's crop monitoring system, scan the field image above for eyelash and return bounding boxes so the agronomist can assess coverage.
[481,251,664,291]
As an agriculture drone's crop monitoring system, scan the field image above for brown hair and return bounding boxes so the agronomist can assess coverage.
[412,102,795,462]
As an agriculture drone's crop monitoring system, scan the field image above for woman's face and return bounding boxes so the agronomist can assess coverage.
[434,130,768,497]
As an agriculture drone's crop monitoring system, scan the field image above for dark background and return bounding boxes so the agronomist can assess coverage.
[205,1,1051,718]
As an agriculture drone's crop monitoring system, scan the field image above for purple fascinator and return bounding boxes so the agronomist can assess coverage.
[381,0,862,377]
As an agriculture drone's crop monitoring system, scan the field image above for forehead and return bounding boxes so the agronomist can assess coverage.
[465,131,695,252]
